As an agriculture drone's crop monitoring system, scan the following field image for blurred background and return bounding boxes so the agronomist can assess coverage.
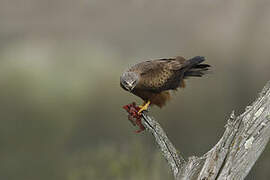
[0,0,270,179]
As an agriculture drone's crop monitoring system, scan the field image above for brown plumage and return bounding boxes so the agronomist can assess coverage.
[120,56,210,109]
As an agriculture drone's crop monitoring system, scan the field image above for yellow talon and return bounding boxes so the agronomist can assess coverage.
[138,101,151,114]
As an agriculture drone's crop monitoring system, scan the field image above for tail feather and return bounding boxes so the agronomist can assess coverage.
[183,56,210,78]
[184,71,204,77]
[185,56,205,66]
[193,64,210,69]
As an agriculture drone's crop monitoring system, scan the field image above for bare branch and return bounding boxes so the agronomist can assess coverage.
[141,113,185,177]
[140,81,270,180]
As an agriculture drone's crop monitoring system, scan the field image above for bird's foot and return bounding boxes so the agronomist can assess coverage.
[138,101,150,114]
[123,102,145,133]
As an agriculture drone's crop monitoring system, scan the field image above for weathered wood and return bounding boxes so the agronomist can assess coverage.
[141,81,270,180]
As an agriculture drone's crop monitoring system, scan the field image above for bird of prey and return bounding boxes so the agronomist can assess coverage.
[120,56,210,114]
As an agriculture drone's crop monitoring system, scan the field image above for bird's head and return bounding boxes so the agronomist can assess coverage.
[120,72,139,91]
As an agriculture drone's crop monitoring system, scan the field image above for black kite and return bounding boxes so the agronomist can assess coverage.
[120,56,210,113]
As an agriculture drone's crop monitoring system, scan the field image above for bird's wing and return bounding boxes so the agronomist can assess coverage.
[130,56,188,92]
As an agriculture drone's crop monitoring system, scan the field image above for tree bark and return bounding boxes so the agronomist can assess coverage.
[140,81,270,180]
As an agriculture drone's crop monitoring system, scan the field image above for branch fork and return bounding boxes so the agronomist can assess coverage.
[123,81,270,180]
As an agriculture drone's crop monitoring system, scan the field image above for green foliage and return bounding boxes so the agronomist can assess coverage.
[67,143,172,180]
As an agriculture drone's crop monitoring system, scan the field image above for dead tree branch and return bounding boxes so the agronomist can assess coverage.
[141,81,270,180]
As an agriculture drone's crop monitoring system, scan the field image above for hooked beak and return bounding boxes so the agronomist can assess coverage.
[127,82,135,91]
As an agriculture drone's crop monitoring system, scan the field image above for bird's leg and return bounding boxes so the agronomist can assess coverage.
[138,100,151,114]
